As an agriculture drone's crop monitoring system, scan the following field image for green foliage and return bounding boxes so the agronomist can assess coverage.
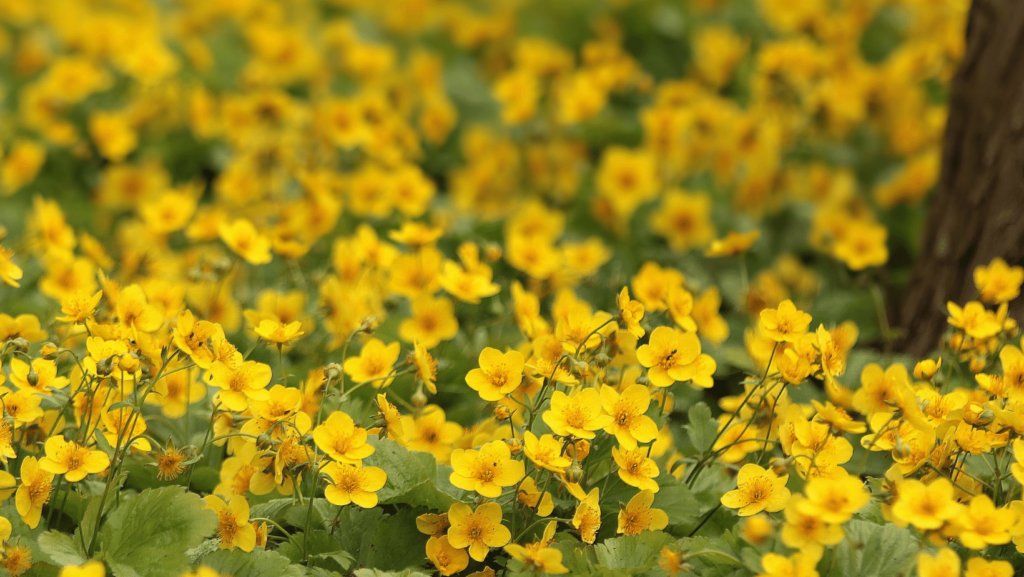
[685,403,719,454]
[98,487,217,577]
[198,548,305,577]
[820,521,918,577]
[366,437,467,510]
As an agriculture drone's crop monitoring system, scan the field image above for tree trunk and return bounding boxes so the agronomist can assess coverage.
[898,0,1024,358]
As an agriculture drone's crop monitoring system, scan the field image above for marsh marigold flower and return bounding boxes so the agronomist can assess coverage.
[636,326,701,388]
[759,299,811,343]
[39,435,110,482]
[465,347,525,401]
[721,463,791,517]
[209,360,272,412]
[204,495,256,552]
[344,338,401,387]
[572,488,602,544]
[58,560,105,577]
[446,502,511,562]
[890,477,962,530]
[313,411,374,464]
[322,461,387,508]
[427,535,469,576]
[15,457,53,529]
[543,388,613,439]
[449,439,525,498]
[613,446,661,493]
[617,489,669,535]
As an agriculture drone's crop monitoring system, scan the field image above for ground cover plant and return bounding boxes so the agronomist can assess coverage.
[0,0,1020,576]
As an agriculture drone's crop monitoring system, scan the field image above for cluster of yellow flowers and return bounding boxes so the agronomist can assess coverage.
[0,0,1013,576]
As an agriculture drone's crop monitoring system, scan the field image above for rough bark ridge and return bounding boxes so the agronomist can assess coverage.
[898,0,1024,357]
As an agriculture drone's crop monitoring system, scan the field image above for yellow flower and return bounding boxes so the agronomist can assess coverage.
[0,544,32,577]
[313,411,374,464]
[398,294,459,349]
[650,189,716,252]
[427,536,470,576]
[254,319,305,345]
[39,435,110,482]
[601,384,659,448]
[947,301,1002,340]
[219,218,272,265]
[413,342,439,394]
[974,257,1023,304]
[799,473,870,524]
[759,299,811,343]
[517,476,554,516]
[613,446,660,493]
[374,393,404,439]
[951,494,1015,550]
[204,495,257,551]
[504,526,568,574]
[209,360,273,412]
[572,488,601,544]
[617,287,645,339]
[116,284,163,334]
[56,290,103,323]
[465,347,525,402]
[2,387,44,428]
[0,246,24,288]
[963,557,1013,577]
[344,338,400,387]
[781,496,844,554]
[916,548,960,577]
[543,388,613,439]
[58,560,105,577]
[15,457,53,529]
[720,463,791,517]
[890,477,962,531]
[756,550,821,577]
[833,221,888,271]
[523,431,572,473]
[913,358,942,381]
[139,190,198,235]
[399,406,464,463]
[617,489,669,535]
[322,461,387,508]
[741,514,774,544]
[636,326,701,388]
[447,502,511,562]
[705,230,761,257]
[9,357,69,394]
[450,440,525,498]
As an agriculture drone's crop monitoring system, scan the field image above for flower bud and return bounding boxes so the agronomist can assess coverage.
[592,353,611,369]
[26,370,39,388]
[97,356,116,377]
[892,435,912,460]
[41,343,60,360]
[913,358,941,380]
[8,338,29,354]
[484,243,502,262]
[120,352,141,373]
[565,462,585,484]
[505,438,522,455]
[635,375,651,387]
[256,432,274,451]
[359,317,378,334]
[566,440,590,461]
[494,405,511,421]
[411,388,428,408]
[968,357,986,374]
[740,514,773,545]
[325,363,343,380]
[948,333,963,351]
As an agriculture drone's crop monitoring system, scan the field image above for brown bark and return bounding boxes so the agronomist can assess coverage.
[898,0,1024,357]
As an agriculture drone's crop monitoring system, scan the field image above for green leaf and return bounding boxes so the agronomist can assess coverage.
[37,531,87,566]
[685,403,718,454]
[352,570,432,577]
[593,531,674,572]
[330,506,385,566]
[821,520,917,577]
[366,437,466,510]
[198,547,304,577]
[364,508,430,571]
[100,486,217,577]
[654,482,701,526]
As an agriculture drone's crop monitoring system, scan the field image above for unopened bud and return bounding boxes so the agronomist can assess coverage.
[26,370,39,387]
[592,353,611,369]
[359,317,378,334]
[570,360,590,378]
[41,343,60,360]
[212,258,232,275]
[566,440,590,461]
[770,458,791,477]
[948,333,964,351]
[977,409,995,427]
[505,438,522,455]
[484,243,502,262]
[968,357,985,374]
[8,338,29,354]
[1006,319,1020,338]
[256,432,274,451]
[97,356,116,376]
[494,405,511,421]
[120,352,140,373]
[325,363,343,380]
[635,375,651,387]
[892,435,913,460]
[411,389,428,408]
[913,358,941,380]
[565,462,585,484]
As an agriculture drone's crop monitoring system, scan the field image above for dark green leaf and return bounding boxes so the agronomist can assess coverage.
[685,403,718,454]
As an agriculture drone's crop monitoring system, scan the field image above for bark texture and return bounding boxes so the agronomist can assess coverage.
[898,0,1024,357]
